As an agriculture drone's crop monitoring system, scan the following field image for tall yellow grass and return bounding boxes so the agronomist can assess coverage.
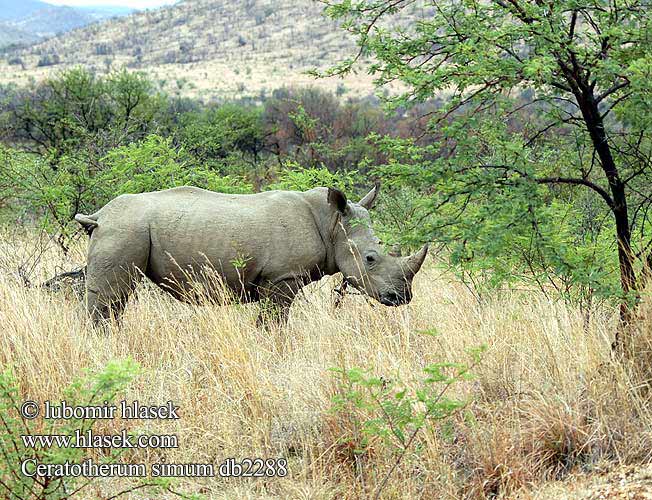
[1,233,651,499]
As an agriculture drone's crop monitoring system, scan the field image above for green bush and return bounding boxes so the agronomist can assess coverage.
[176,104,266,169]
[0,137,253,251]
[329,336,484,499]
[268,163,359,192]
[101,135,252,196]
[0,359,177,499]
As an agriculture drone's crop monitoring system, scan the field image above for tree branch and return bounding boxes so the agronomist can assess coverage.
[597,79,630,103]
[535,176,615,209]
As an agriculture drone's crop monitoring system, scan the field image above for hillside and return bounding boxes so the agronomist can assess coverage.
[0,23,39,48]
[0,0,134,49]
[0,0,380,100]
[11,6,106,37]
[0,0,51,21]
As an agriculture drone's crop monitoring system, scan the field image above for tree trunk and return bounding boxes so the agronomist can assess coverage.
[575,89,637,350]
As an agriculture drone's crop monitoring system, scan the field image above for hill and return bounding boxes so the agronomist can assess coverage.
[0,0,134,49]
[0,0,379,100]
[0,23,39,49]
[11,6,105,37]
[0,0,51,21]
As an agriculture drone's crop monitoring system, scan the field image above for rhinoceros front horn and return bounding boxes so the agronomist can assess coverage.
[406,244,429,276]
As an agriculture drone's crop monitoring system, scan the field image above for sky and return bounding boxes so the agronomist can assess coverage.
[45,0,176,8]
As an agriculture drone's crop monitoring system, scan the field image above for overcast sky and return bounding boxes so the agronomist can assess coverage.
[46,0,176,8]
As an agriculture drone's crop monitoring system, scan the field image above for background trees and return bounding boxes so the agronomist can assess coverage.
[323,0,652,346]
[0,69,410,250]
[3,69,162,158]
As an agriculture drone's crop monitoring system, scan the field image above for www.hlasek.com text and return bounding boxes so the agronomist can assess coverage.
[22,429,178,449]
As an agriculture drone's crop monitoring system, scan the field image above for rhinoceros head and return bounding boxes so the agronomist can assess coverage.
[327,186,428,306]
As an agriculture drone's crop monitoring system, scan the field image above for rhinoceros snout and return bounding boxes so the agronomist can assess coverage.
[379,289,411,307]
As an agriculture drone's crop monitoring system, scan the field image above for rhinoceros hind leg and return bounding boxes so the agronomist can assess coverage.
[255,278,303,329]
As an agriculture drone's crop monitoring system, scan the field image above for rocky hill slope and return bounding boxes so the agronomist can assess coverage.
[0,0,377,100]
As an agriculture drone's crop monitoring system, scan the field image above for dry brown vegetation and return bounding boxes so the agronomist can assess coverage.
[0,0,392,100]
[2,232,652,499]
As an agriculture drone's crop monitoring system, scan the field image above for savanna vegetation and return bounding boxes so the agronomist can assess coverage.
[1,0,652,498]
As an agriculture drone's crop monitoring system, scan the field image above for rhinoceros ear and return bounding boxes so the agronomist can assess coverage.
[327,187,348,214]
[359,184,380,210]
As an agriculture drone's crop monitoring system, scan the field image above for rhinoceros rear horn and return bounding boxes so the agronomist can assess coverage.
[406,244,429,276]
[359,184,380,210]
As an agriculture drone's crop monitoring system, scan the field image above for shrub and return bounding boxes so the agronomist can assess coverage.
[0,359,175,499]
[0,137,252,252]
[268,164,359,192]
[36,53,61,67]
[102,135,252,195]
[328,338,485,499]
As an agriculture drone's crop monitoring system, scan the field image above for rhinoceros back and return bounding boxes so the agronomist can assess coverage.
[89,186,329,300]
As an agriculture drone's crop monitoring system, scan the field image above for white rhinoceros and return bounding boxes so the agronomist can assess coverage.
[75,185,428,325]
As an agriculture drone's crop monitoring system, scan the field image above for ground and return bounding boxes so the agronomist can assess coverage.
[530,464,652,499]
[1,232,651,499]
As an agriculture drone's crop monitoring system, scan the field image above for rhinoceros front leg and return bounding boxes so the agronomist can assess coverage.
[86,287,130,327]
[84,223,149,328]
[255,278,303,329]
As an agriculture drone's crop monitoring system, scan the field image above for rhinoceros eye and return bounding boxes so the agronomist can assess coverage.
[366,253,377,265]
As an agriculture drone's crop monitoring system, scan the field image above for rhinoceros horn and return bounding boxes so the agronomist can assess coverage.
[405,244,429,276]
[358,184,380,210]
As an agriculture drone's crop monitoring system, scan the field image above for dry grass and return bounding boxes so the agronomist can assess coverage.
[2,232,652,499]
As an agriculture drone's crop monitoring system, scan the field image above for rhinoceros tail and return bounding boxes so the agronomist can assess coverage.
[75,214,98,235]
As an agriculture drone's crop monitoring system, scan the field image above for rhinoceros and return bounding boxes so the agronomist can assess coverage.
[74,185,428,325]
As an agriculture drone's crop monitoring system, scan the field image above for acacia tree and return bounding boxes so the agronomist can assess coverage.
[2,68,160,161]
[322,0,652,347]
